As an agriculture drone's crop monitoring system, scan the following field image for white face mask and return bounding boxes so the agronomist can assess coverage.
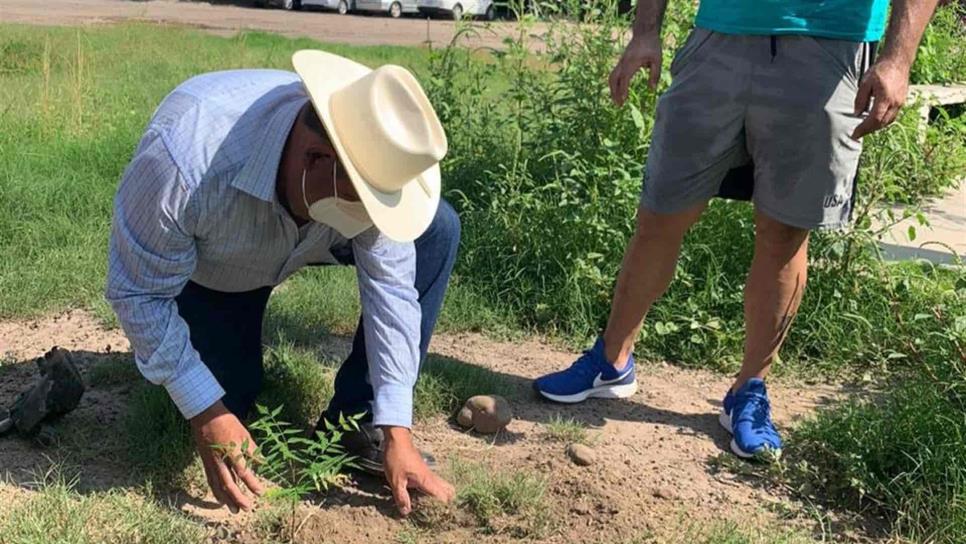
[302,161,373,239]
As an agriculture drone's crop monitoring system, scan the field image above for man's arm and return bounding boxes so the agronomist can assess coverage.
[352,229,454,515]
[609,0,669,105]
[107,129,223,417]
[852,0,941,139]
[351,229,421,430]
[106,130,261,511]
[630,0,669,38]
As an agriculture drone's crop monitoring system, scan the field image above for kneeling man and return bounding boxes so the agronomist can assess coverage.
[107,51,458,515]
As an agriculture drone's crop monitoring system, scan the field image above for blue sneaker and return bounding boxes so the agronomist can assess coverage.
[533,338,637,403]
[719,378,782,459]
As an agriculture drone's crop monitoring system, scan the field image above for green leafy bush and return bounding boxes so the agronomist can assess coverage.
[427,6,966,540]
[428,1,966,374]
[909,2,966,85]
[789,333,966,542]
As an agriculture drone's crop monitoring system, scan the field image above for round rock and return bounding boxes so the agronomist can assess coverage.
[457,395,512,434]
[566,443,595,466]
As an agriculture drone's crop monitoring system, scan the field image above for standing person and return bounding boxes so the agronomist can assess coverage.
[107,50,459,514]
[533,0,940,458]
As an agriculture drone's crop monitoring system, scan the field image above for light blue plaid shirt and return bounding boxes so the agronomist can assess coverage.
[106,70,420,428]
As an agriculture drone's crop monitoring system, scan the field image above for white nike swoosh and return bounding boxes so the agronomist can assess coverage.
[592,366,634,388]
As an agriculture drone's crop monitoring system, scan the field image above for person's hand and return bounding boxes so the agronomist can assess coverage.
[609,32,663,107]
[190,401,264,513]
[382,426,455,516]
[852,58,911,140]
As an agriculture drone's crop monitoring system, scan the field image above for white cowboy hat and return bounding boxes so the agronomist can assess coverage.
[292,49,447,242]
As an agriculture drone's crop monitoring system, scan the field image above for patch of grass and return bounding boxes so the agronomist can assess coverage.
[86,353,141,388]
[0,470,205,544]
[413,354,514,421]
[541,413,588,443]
[778,265,966,543]
[787,375,966,543]
[122,384,197,487]
[0,23,428,320]
[257,340,337,429]
[0,21,517,338]
[427,459,550,538]
[394,526,422,544]
[691,520,815,544]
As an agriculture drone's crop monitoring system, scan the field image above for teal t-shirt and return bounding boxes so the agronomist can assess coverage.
[695,0,890,42]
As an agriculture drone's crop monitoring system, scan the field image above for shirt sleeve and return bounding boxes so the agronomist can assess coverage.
[105,129,225,420]
[352,228,421,428]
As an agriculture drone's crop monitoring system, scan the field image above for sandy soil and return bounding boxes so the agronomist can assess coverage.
[0,310,879,543]
[0,0,535,49]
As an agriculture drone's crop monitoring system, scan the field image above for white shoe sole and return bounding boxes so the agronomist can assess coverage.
[719,410,781,460]
[537,381,638,403]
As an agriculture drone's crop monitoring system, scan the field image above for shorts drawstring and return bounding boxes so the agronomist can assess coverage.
[770,35,777,62]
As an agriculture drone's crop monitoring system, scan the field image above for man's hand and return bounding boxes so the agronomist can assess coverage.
[852,58,911,140]
[609,33,663,107]
[382,426,455,516]
[190,401,264,513]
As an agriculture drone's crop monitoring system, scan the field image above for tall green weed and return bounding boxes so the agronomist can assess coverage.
[428,1,965,374]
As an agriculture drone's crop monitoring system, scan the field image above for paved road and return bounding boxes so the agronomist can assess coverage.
[878,180,966,265]
[0,0,527,49]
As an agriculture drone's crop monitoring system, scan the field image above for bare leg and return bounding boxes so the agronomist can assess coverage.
[732,209,809,390]
[601,202,707,367]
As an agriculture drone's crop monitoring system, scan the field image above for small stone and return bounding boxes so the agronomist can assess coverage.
[458,395,512,434]
[566,443,595,466]
[652,486,678,501]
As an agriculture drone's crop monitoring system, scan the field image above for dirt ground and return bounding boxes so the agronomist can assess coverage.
[0,311,879,543]
[0,0,533,49]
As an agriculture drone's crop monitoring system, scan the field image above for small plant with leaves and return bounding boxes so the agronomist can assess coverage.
[222,404,361,543]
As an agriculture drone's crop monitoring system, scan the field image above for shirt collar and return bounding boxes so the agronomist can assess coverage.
[231,96,307,204]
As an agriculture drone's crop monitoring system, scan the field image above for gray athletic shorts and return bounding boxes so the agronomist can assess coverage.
[642,28,874,230]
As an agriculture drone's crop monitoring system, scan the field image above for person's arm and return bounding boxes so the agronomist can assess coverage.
[852,0,941,139]
[352,229,454,515]
[609,0,669,105]
[106,129,222,418]
[106,130,262,511]
[630,0,669,39]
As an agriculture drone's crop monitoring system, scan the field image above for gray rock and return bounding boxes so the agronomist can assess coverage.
[566,443,595,466]
[10,347,85,436]
[456,395,512,434]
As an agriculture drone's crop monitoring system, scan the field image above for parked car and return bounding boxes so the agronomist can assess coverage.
[353,0,419,17]
[302,0,356,13]
[253,0,304,10]
[417,0,499,19]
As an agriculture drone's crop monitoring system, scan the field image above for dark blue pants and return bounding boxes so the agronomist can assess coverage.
[175,200,461,423]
